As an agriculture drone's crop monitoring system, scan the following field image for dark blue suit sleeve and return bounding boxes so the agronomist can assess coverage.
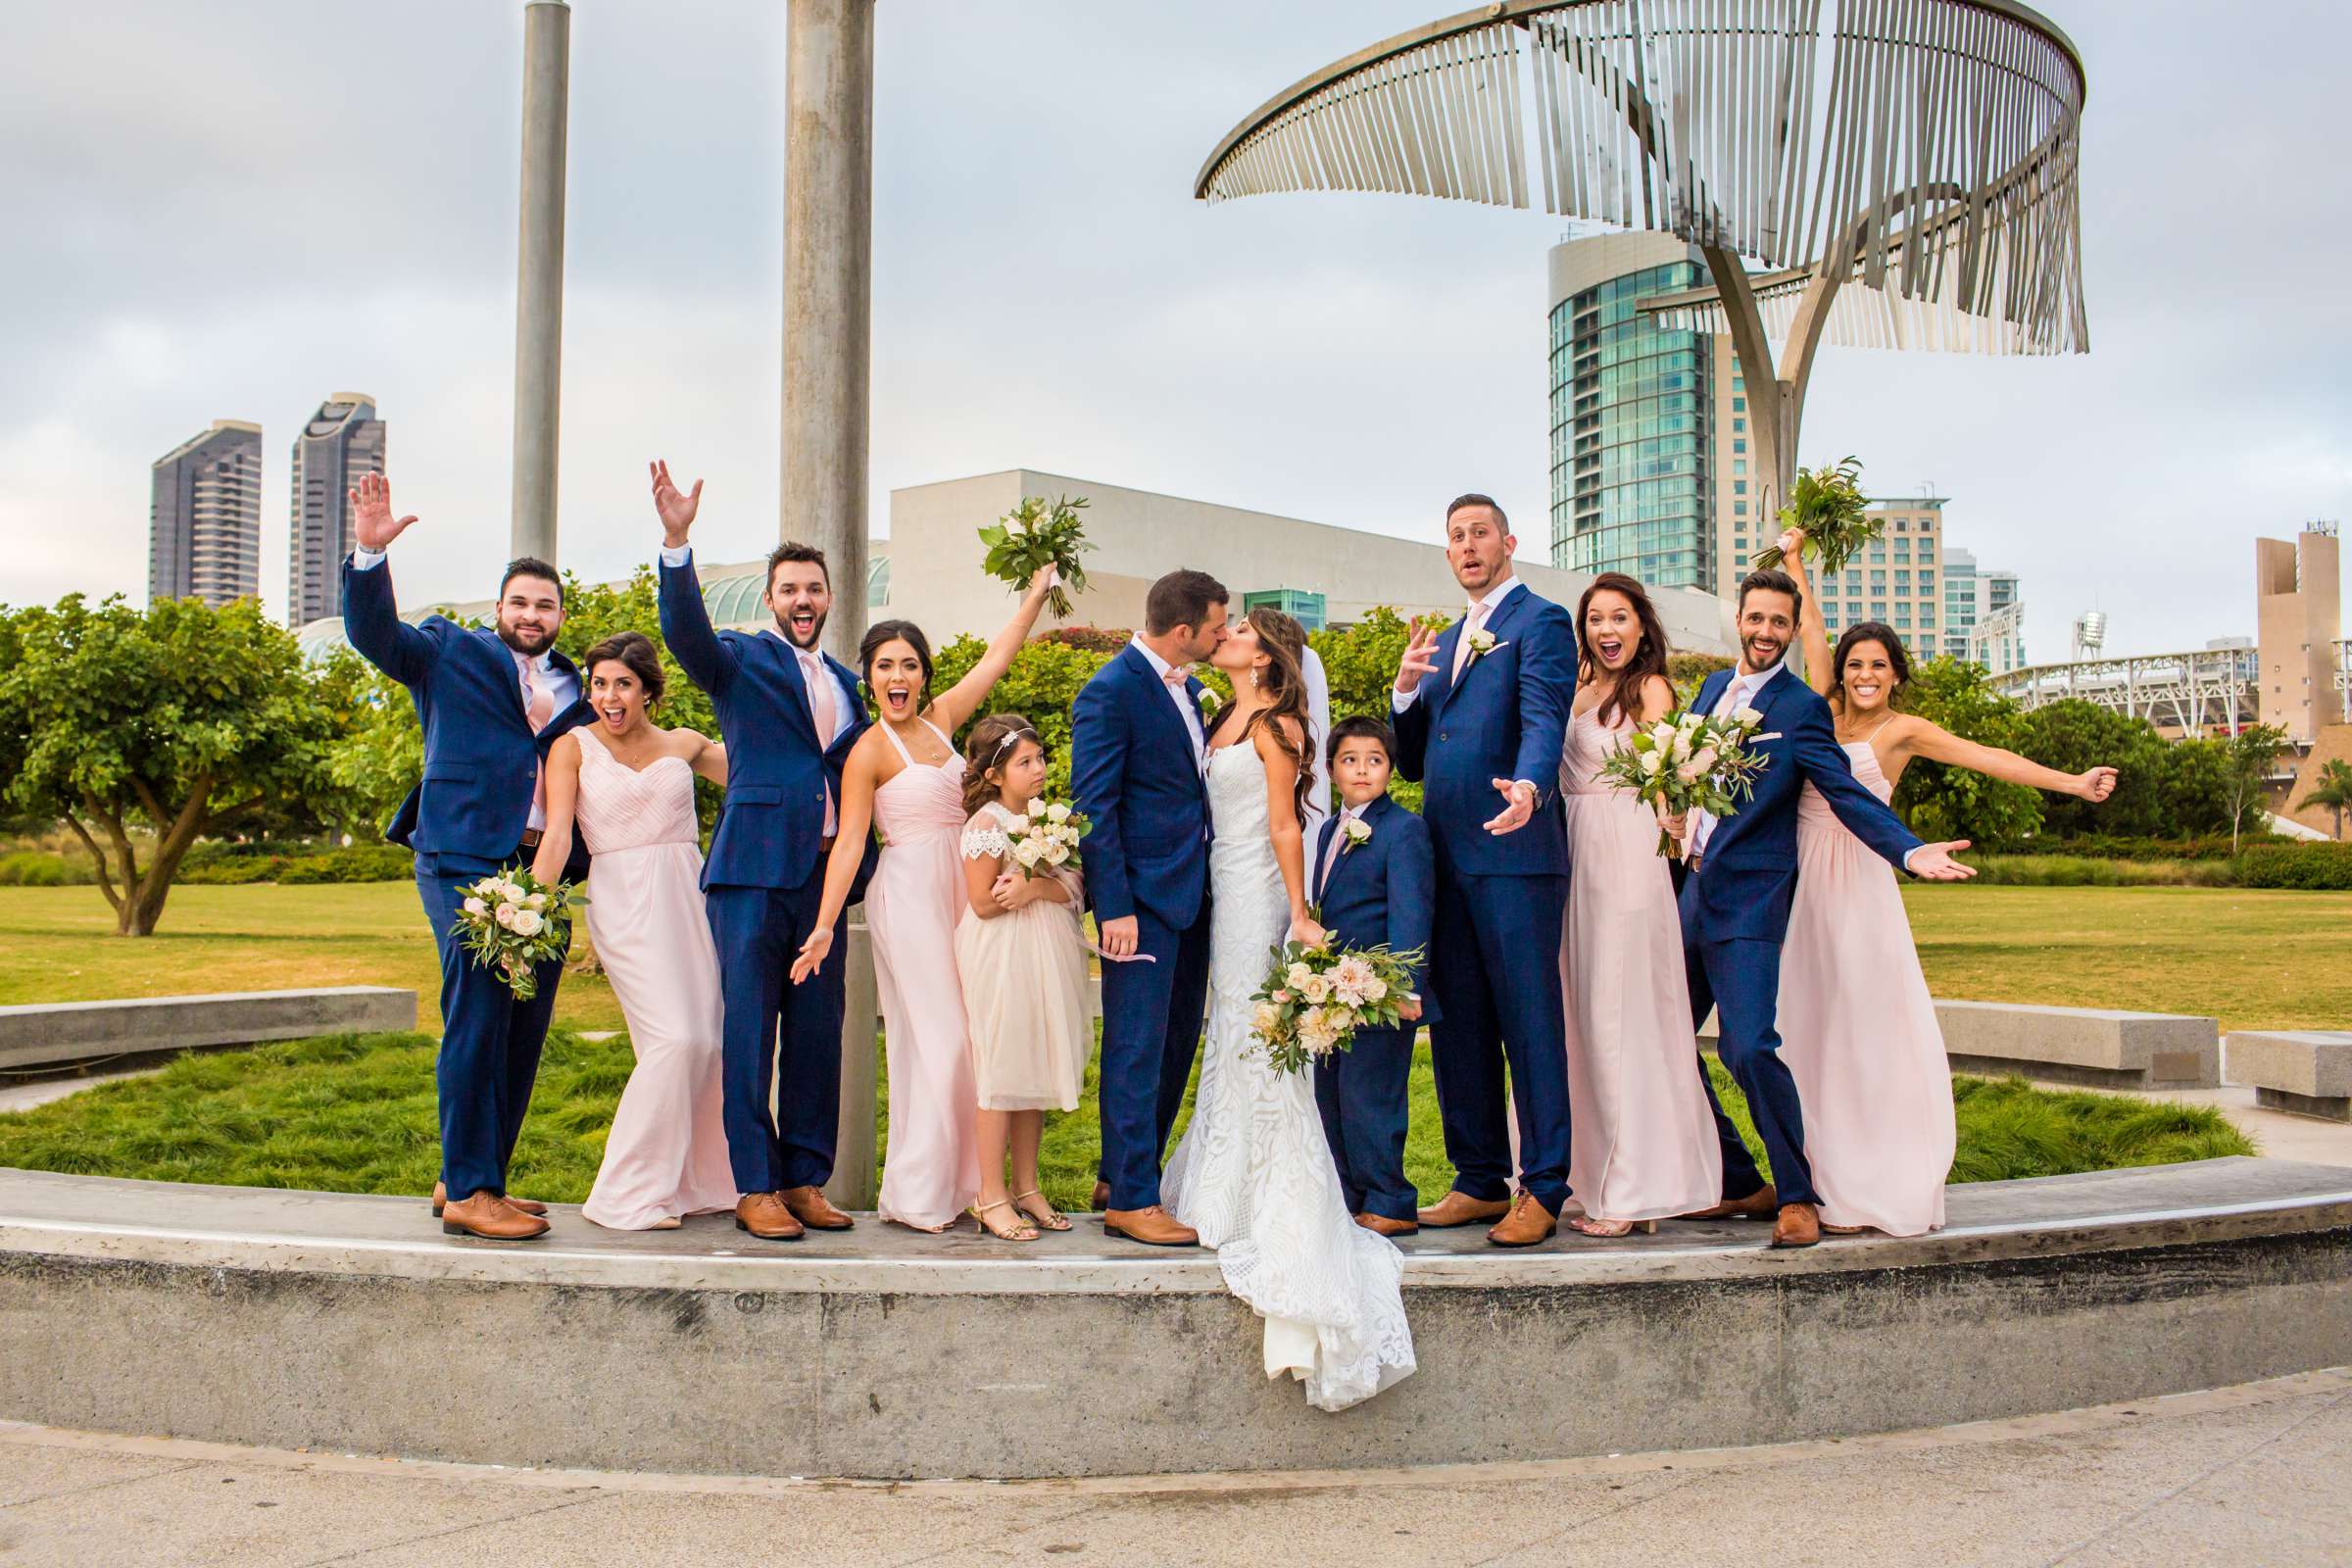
[1386,813,1436,994]
[658,556,736,697]
[340,556,440,686]
[1070,673,1133,923]
[1391,689,1430,784]
[1790,692,1925,871]
[1511,600,1578,803]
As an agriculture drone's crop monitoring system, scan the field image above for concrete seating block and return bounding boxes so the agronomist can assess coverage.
[1934,1000,2220,1090]
[2227,1031,2352,1122]
[0,988,418,1072]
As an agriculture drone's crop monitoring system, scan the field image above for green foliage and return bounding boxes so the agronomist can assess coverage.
[1667,650,1735,707]
[1309,610,1428,811]
[1955,855,2240,888]
[1751,456,1876,574]
[1890,657,2045,843]
[1976,834,2267,862]
[2223,723,2290,853]
[274,845,416,885]
[978,495,1093,617]
[2303,758,2352,839]
[2237,842,2352,890]
[0,851,94,887]
[555,566,723,832]
[2013,700,2173,837]
[1941,1075,2253,1181]
[930,633,1114,800]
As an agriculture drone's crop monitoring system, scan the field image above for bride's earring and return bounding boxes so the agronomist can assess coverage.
[1250,667,1262,690]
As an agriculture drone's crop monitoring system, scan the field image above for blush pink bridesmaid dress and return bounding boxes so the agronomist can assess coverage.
[1556,709,1724,1223]
[1778,742,1955,1236]
[867,718,983,1231]
[571,730,738,1230]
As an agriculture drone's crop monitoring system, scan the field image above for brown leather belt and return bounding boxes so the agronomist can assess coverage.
[519,829,544,850]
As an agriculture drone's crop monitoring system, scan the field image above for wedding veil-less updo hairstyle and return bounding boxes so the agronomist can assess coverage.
[1238,607,1317,822]
[1829,620,1914,713]
[960,713,1043,816]
[1575,571,1671,730]
[858,618,934,695]
[580,630,664,705]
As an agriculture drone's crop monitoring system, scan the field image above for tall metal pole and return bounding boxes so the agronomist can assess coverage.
[783,0,880,1210]
[510,0,571,563]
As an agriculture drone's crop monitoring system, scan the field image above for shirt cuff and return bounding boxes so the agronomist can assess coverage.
[1391,685,1420,713]
[1901,845,1922,873]
[351,547,387,570]
[660,544,691,568]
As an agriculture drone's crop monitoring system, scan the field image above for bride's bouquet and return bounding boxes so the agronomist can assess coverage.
[978,494,1093,618]
[455,868,586,1001]
[1599,708,1774,856]
[1001,796,1091,877]
[1248,934,1425,1076]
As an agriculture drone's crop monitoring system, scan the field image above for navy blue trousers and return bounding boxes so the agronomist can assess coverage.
[1314,1021,1417,1223]
[707,878,849,1195]
[416,859,567,1202]
[1097,901,1211,1211]
[1683,936,1798,1205]
[1427,869,1573,1213]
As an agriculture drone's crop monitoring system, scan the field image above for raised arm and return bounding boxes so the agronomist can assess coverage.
[789,735,884,983]
[1256,717,1324,947]
[928,564,1055,733]
[527,733,585,885]
[1389,621,1438,783]
[1778,527,1833,696]
[1894,716,2118,802]
[339,474,437,685]
[650,461,735,696]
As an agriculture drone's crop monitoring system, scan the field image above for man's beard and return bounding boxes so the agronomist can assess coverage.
[1741,636,1785,670]
[775,608,829,650]
[497,621,559,657]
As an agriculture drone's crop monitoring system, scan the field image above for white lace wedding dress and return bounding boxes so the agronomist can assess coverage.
[1162,741,1417,1412]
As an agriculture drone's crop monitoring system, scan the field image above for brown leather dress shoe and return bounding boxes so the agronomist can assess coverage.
[1091,1180,1112,1212]
[432,1182,546,1217]
[1486,1191,1559,1248]
[1771,1201,1822,1249]
[1354,1212,1420,1238]
[440,1193,550,1242]
[1102,1205,1199,1247]
[734,1192,806,1242]
[1674,1184,1780,1222]
[780,1186,855,1230]
[1416,1191,1512,1228]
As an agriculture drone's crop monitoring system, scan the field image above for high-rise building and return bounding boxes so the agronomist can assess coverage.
[1933,543,2026,667]
[2256,524,2343,744]
[286,394,385,626]
[1941,547,1980,658]
[149,420,263,607]
[1808,497,1949,656]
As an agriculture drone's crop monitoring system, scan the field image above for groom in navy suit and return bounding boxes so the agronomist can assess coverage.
[340,474,593,1242]
[1678,568,1974,1248]
[1071,568,1229,1247]
[1391,494,1580,1247]
[652,462,877,1244]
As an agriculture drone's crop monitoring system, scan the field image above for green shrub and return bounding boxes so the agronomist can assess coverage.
[1978,834,2269,862]
[1955,855,2237,888]
[278,845,415,884]
[176,856,286,885]
[2237,843,2352,890]
[0,850,94,887]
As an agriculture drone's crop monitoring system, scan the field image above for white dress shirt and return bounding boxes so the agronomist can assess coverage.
[1130,635,1206,763]
[1391,575,1523,714]
[1318,800,1367,894]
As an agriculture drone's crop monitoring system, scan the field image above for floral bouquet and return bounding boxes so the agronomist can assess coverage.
[978,494,1093,617]
[1248,934,1426,1076]
[1003,797,1091,877]
[455,869,586,1002]
[1748,455,1878,575]
[1598,708,1774,856]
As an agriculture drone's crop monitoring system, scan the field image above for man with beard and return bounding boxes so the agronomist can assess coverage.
[653,460,876,1243]
[1674,568,1974,1249]
[342,473,594,1241]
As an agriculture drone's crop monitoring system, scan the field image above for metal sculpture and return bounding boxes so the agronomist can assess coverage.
[1196,0,2087,515]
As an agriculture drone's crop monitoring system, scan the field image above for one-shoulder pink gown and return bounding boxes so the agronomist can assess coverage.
[1557,710,1724,1222]
[571,731,738,1230]
[1779,742,1955,1236]
[867,718,983,1230]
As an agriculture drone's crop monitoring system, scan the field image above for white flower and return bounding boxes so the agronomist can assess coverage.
[1004,814,1030,834]
[462,897,486,916]
[1044,842,1071,865]
[1251,1002,1283,1039]
[1669,729,1692,761]
[1733,705,1765,729]
[1301,973,1331,1004]
[494,904,519,929]
[1638,749,1666,776]
[1331,955,1377,1006]
[1028,799,1047,817]
[1012,839,1044,868]
[1045,802,1070,823]
[511,907,544,938]
[1298,1007,1338,1054]
[1342,816,1372,849]
[1285,961,1314,991]
[1197,688,1221,716]
[525,893,548,910]
[1362,975,1389,1003]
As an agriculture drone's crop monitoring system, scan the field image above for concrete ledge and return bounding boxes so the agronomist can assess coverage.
[2230,1032,2352,1122]
[2,1160,2348,1480]
[0,988,417,1072]
[1936,999,2220,1089]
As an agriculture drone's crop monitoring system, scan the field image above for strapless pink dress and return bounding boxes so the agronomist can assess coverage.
[1779,742,1955,1235]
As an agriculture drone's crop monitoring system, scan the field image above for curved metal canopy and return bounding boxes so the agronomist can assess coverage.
[1196,0,2087,357]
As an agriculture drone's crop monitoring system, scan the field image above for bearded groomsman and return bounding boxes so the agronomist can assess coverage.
[1391,494,1579,1247]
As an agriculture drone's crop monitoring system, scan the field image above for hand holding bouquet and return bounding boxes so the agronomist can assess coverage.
[1000,796,1091,876]
[1248,932,1426,1076]
[979,495,1092,617]
[1748,456,1877,576]
[456,868,586,1001]
[1599,708,1773,856]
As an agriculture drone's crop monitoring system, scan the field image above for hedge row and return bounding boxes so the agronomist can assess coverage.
[2236,843,2352,890]
[1976,834,2279,862]
[175,845,416,886]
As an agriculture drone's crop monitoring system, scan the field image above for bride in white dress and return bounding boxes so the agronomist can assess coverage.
[1162,607,1417,1413]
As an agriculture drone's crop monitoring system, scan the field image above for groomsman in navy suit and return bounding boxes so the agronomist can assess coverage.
[1310,717,1437,1237]
[1071,569,1228,1247]
[1678,568,1974,1248]
[1391,494,1580,1247]
[340,474,592,1242]
[651,461,876,1244]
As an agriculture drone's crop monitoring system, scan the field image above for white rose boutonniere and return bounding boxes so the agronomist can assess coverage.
[1196,686,1221,719]
[1341,815,1373,853]
[1464,628,1507,664]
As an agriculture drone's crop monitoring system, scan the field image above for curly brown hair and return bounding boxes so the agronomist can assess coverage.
[960,712,1044,817]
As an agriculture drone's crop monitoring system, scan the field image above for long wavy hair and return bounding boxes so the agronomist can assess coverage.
[1234,606,1316,822]
[1575,572,1672,729]
[1828,620,1915,714]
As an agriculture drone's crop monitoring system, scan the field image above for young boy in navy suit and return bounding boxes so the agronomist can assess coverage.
[1310,716,1438,1237]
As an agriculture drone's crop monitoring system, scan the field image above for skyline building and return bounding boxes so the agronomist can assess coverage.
[285,393,385,626]
[149,419,262,608]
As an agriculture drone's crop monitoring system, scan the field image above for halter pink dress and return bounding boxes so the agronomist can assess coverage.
[866,717,983,1230]
[1779,742,1955,1235]
[1556,709,1724,1221]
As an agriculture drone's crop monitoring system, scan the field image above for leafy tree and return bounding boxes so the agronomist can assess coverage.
[2015,700,2171,838]
[930,634,1115,800]
[1308,609,1421,723]
[2151,736,2237,838]
[2222,723,2288,855]
[2303,757,2352,840]
[1890,657,2046,843]
[0,595,349,935]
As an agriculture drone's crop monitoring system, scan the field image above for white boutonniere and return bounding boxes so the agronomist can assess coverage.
[1196,686,1221,718]
[1341,815,1373,853]
[1465,628,1507,664]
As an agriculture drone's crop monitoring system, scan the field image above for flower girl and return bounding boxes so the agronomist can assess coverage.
[953,714,1093,1242]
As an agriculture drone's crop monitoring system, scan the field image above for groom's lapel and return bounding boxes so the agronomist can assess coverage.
[1119,644,1195,772]
[1424,620,1464,720]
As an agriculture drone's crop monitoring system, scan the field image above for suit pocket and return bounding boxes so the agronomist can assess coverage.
[422,763,478,783]
[727,786,784,806]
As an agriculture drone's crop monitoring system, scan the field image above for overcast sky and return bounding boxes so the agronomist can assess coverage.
[4,0,2345,662]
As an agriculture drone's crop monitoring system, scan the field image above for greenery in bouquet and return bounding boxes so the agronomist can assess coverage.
[456,868,585,1001]
[1000,796,1091,878]
[1247,935,1426,1076]
[1599,709,1773,855]
[1750,456,1877,576]
[979,495,1093,617]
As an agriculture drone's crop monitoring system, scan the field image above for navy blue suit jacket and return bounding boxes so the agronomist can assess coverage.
[1069,643,1212,928]
[341,557,592,878]
[658,557,874,893]
[1311,795,1439,1022]
[1679,664,1924,945]
[1390,582,1576,878]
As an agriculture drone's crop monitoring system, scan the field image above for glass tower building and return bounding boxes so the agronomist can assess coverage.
[150,420,263,608]
[286,394,386,627]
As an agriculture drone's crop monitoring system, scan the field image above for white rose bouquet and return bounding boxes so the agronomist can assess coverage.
[1247,932,1426,1076]
[1002,797,1092,878]
[455,867,586,1001]
[1597,707,1774,856]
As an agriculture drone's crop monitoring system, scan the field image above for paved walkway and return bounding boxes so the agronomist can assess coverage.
[3,1369,2347,1567]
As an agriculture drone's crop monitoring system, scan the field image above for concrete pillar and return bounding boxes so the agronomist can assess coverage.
[784,0,880,1209]
[510,0,571,564]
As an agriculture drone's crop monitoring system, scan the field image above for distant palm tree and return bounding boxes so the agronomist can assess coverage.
[2305,758,2352,841]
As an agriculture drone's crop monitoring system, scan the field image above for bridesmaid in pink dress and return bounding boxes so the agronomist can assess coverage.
[530,632,738,1230]
[1555,574,1724,1236]
[792,566,1057,1233]
[1776,532,2118,1234]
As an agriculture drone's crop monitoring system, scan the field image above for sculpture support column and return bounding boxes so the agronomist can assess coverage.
[510,0,570,563]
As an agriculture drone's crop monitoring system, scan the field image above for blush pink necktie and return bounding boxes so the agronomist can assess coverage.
[520,659,556,825]
[803,652,840,837]
[1449,600,1490,682]
[1319,810,1352,891]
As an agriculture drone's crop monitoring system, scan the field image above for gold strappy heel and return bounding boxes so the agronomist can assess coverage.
[1011,1189,1071,1232]
[971,1199,1039,1242]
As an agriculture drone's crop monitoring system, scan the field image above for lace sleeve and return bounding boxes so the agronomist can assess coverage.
[961,824,1011,861]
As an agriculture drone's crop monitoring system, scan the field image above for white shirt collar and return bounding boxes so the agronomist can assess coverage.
[1130,634,1182,681]
[1468,575,1523,617]
[1731,661,1785,700]
[512,647,553,677]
